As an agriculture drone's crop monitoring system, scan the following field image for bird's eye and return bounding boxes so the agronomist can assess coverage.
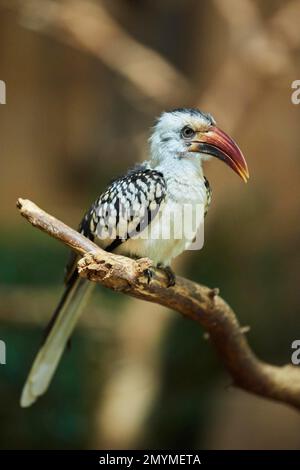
[181,126,195,139]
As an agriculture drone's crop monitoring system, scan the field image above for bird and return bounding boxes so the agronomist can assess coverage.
[20,108,249,407]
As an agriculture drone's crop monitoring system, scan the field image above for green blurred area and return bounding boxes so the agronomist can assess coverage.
[1,0,300,450]
[0,325,90,449]
[0,228,66,286]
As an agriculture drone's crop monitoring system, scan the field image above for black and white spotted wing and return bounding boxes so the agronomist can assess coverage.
[91,165,166,250]
[65,165,166,283]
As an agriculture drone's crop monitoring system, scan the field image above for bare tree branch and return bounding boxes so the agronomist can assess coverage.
[17,198,300,411]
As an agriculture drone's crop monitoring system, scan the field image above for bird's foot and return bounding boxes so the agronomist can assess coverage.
[157,264,176,287]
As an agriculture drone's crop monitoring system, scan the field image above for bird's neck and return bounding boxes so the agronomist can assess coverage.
[152,153,204,182]
[150,153,206,203]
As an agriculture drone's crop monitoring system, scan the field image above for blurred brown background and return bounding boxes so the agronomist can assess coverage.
[1,0,300,450]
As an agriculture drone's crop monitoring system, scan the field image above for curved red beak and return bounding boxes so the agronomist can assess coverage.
[189,126,249,183]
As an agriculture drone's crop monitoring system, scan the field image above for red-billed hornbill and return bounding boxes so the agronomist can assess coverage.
[21,108,249,407]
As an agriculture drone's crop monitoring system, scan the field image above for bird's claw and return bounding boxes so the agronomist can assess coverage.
[157,264,176,287]
[143,265,175,287]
